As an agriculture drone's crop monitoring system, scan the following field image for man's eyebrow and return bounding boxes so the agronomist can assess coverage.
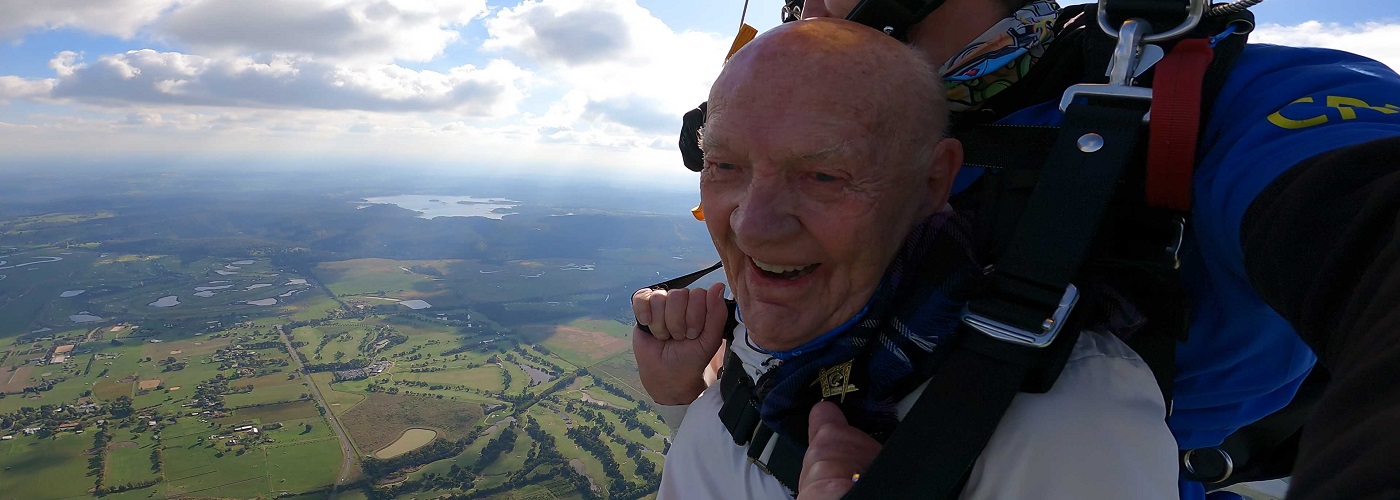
[787,141,856,164]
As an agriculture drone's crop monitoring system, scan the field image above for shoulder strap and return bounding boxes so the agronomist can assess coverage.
[717,347,805,493]
[846,1,1251,495]
[848,48,1155,497]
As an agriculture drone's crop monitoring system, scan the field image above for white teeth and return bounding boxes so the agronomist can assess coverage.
[753,259,810,274]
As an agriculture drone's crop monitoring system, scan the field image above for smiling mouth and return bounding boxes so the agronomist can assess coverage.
[752,258,820,280]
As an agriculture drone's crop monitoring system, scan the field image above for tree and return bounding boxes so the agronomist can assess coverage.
[110,396,134,418]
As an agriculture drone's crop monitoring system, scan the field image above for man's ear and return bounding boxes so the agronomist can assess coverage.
[926,137,963,207]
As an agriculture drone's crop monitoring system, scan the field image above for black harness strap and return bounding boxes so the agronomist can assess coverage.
[846,86,1154,499]
[845,0,948,41]
[718,347,804,492]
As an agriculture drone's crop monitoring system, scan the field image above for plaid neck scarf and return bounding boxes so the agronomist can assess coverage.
[942,0,1061,112]
[749,212,980,443]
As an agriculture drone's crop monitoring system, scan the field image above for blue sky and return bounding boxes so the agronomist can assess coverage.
[0,0,1392,186]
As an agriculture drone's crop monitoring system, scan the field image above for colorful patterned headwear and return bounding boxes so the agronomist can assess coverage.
[942,0,1061,112]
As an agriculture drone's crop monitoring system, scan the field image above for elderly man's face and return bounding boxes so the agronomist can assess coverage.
[701,82,935,351]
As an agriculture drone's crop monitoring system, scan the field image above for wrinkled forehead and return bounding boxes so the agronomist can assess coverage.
[704,82,883,163]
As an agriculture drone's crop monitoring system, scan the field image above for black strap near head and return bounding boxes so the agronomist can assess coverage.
[845,0,948,40]
[680,103,707,172]
[845,88,1153,499]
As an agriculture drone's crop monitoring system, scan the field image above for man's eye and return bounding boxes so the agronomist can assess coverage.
[706,161,737,171]
[813,172,838,182]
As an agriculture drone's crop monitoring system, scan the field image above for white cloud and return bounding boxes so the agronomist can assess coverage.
[28,50,529,115]
[0,0,176,39]
[0,76,57,102]
[0,0,734,183]
[154,0,488,63]
[1252,21,1400,72]
[485,0,730,142]
[485,1,633,66]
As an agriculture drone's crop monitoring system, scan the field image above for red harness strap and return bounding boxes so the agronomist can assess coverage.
[1147,38,1216,212]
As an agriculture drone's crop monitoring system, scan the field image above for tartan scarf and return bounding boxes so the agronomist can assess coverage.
[943,0,1060,112]
[749,211,980,444]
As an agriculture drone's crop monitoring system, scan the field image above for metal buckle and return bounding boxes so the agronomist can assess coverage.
[1183,447,1235,484]
[961,284,1080,348]
[781,0,803,23]
[1165,216,1186,270]
[1059,18,1155,119]
[1061,0,1207,117]
[1097,0,1207,43]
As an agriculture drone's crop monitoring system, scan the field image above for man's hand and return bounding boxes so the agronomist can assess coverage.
[632,282,728,405]
[798,401,882,500]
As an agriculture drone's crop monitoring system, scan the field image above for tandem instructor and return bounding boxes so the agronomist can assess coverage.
[632,19,1176,499]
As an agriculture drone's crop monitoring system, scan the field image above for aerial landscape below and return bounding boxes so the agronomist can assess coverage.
[0,165,716,499]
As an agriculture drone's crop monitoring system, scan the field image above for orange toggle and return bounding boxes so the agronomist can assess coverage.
[726,24,758,63]
[691,204,705,221]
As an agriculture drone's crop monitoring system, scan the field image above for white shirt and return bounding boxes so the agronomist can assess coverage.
[656,326,1178,499]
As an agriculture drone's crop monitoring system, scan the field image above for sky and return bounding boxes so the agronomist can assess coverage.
[0,0,1395,188]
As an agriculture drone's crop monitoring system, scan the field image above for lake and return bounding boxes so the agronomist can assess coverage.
[247,298,277,306]
[400,300,431,310]
[60,290,86,298]
[150,296,180,307]
[359,195,519,220]
[519,363,555,386]
[70,314,104,323]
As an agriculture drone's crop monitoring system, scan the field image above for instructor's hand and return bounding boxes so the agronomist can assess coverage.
[632,282,727,405]
[798,401,882,500]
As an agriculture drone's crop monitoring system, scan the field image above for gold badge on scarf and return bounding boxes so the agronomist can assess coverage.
[813,360,859,403]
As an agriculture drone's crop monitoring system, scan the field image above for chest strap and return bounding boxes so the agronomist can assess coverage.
[717,348,805,494]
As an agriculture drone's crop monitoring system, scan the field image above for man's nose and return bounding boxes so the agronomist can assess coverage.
[732,176,798,247]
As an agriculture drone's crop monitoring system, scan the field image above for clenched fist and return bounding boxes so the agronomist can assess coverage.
[633,282,728,405]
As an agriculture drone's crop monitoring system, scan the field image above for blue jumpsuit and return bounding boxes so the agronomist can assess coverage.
[951,43,1400,500]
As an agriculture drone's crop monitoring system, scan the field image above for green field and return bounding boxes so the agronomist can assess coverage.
[265,438,343,494]
[106,438,161,488]
[0,432,97,499]
[315,259,441,298]
[310,372,365,415]
[519,318,632,367]
[225,400,321,424]
[287,294,344,322]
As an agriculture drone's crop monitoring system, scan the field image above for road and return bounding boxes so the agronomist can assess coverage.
[278,325,357,497]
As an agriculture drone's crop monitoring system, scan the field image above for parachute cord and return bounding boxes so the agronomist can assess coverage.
[1207,0,1263,17]
[740,0,751,29]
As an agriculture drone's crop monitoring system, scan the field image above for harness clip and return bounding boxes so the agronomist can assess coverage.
[961,284,1079,348]
[1060,18,1155,120]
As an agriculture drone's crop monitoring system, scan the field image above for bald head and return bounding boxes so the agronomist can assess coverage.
[708,18,948,169]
